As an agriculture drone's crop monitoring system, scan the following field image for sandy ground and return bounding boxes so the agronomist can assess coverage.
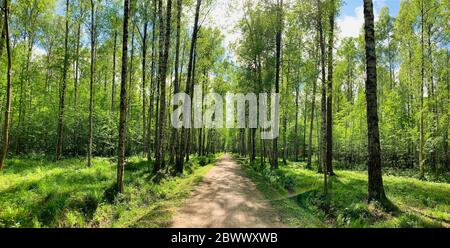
[170,154,286,228]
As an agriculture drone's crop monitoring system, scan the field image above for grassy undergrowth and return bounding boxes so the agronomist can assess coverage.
[237,156,450,228]
[0,155,217,228]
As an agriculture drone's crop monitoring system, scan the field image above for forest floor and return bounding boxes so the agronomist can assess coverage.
[0,156,217,228]
[1,154,449,228]
[171,154,286,228]
[237,156,450,228]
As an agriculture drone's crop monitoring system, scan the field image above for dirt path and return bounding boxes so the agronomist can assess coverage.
[170,154,286,228]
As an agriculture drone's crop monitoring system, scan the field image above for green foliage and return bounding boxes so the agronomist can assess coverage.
[336,203,375,227]
[243,158,299,193]
[195,154,216,167]
[0,0,449,229]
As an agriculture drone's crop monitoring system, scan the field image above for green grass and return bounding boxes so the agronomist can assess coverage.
[237,157,450,228]
[2,153,448,228]
[0,156,216,228]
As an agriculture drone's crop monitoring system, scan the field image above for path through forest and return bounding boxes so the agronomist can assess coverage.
[171,154,286,228]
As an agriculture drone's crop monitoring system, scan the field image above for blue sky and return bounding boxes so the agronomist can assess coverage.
[341,0,401,17]
[53,0,402,41]
[47,0,404,59]
[337,0,401,38]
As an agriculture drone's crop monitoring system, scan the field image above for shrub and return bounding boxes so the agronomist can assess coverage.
[397,213,421,228]
[198,156,208,167]
[103,184,120,204]
[337,203,373,227]
[197,155,215,167]
[68,194,99,219]
[64,211,85,228]
[279,174,296,192]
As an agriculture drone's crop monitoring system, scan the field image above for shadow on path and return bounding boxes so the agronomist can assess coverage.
[170,154,286,228]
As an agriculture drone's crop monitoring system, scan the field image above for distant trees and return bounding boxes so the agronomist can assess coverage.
[233,0,448,198]
[13,0,44,155]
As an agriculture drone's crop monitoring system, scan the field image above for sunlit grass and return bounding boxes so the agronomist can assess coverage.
[0,155,216,228]
[239,157,450,228]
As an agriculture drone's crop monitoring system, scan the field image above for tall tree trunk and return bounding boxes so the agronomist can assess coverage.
[56,0,70,161]
[117,0,130,193]
[254,57,263,164]
[326,0,335,176]
[153,0,164,168]
[407,41,414,168]
[388,33,393,90]
[318,0,327,193]
[249,127,256,161]
[177,0,202,173]
[128,24,135,123]
[191,45,198,158]
[316,107,321,167]
[363,0,386,203]
[23,23,35,154]
[198,79,205,156]
[169,0,183,166]
[74,16,82,107]
[146,0,158,162]
[87,0,96,167]
[282,56,289,165]
[419,0,425,180]
[307,38,319,169]
[303,93,307,161]
[347,52,353,102]
[445,50,449,171]
[112,30,117,111]
[427,23,437,174]
[0,0,12,171]
[295,83,299,162]
[0,0,5,59]
[282,110,287,164]
[103,68,107,103]
[272,0,283,169]
[142,20,149,155]
[185,43,198,163]
[153,0,163,160]
[15,66,25,154]
[154,0,173,173]
[45,43,53,92]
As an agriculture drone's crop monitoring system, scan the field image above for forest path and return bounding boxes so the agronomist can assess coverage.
[170,154,286,228]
